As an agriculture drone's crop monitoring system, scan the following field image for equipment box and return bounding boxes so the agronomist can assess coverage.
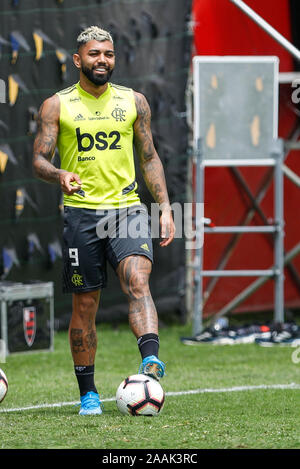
[0,281,54,357]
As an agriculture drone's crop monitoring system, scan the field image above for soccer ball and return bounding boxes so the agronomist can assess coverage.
[116,374,165,416]
[0,368,8,403]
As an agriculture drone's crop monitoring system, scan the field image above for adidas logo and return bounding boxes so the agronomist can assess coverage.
[140,243,150,252]
[74,113,85,121]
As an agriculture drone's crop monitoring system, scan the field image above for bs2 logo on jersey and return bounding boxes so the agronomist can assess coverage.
[76,127,121,151]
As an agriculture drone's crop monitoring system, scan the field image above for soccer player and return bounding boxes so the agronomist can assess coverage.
[32,26,175,415]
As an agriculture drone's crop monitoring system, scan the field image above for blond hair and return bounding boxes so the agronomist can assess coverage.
[77,26,113,49]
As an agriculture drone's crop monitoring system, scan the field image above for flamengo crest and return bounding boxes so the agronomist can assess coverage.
[23,306,36,347]
[111,106,126,122]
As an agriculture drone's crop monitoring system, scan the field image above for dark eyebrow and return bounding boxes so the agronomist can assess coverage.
[88,48,115,54]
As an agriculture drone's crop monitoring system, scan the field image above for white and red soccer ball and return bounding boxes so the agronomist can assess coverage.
[116,374,165,416]
[0,368,8,403]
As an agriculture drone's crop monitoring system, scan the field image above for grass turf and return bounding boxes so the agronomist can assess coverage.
[0,323,299,449]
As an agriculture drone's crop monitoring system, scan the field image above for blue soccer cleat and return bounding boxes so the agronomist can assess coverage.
[138,355,166,380]
[78,391,103,415]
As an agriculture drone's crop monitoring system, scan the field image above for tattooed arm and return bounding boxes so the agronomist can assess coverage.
[32,95,82,195]
[133,91,175,246]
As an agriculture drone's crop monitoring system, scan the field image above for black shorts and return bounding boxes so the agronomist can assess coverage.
[62,204,153,293]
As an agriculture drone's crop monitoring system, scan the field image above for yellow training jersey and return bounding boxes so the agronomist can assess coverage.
[56,82,141,209]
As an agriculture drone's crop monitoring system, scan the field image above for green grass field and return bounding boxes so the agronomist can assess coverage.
[0,323,299,450]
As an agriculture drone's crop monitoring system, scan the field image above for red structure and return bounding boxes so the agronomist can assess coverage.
[192,0,300,316]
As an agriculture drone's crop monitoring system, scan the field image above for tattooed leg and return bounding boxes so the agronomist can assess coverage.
[69,290,100,366]
[117,255,158,337]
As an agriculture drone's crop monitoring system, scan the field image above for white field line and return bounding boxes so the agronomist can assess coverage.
[0,383,299,413]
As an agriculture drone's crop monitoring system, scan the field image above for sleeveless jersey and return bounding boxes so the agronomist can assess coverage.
[56,82,141,209]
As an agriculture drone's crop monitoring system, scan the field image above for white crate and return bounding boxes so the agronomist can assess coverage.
[0,281,54,357]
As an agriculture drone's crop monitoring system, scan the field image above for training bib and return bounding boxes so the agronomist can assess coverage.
[56,82,140,209]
